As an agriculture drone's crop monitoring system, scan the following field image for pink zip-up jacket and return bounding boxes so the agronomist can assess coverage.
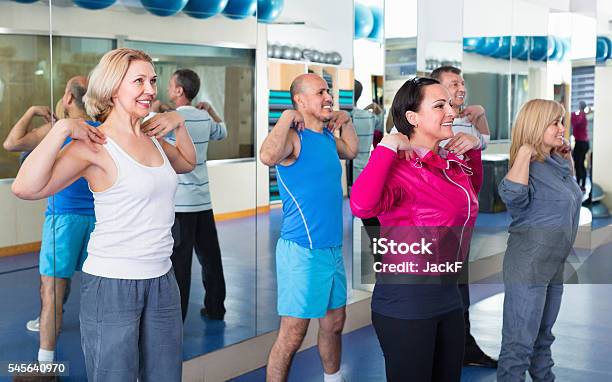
[350,145,482,275]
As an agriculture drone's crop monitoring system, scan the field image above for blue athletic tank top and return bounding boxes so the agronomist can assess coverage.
[276,128,343,249]
[45,121,99,216]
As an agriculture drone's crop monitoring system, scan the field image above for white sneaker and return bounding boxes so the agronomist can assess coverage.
[26,317,40,332]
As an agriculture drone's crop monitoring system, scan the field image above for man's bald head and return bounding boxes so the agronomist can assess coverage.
[290,73,326,109]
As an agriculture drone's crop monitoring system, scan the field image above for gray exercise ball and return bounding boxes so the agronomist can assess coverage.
[272,44,282,58]
[268,44,276,58]
[312,50,322,62]
[281,45,293,59]
[331,52,342,65]
[291,47,302,60]
[302,49,313,61]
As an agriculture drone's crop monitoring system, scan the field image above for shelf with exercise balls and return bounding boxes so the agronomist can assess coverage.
[73,0,116,10]
[257,0,283,23]
[221,0,256,20]
[183,0,228,19]
[141,0,188,16]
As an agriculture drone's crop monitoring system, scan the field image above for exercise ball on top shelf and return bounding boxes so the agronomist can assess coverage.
[476,37,502,56]
[463,37,485,53]
[492,36,512,59]
[367,6,383,42]
[257,0,283,23]
[74,0,116,10]
[354,2,374,39]
[12,0,39,3]
[222,0,256,20]
[142,0,188,16]
[511,36,528,59]
[596,36,609,63]
[184,0,228,19]
[291,47,302,61]
[529,36,549,61]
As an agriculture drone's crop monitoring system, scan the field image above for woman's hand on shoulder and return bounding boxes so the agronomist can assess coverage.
[380,133,415,160]
[518,144,537,161]
[444,132,480,155]
[55,118,106,152]
[141,111,185,138]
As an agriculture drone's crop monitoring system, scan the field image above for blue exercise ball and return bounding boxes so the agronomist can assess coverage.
[545,36,557,60]
[367,6,383,42]
[511,36,528,59]
[516,36,532,60]
[591,202,610,218]
[492,36,512,59]
[549,36,565,61]
[257,0,284,23]
[222,0,256,20]
[530,36,549,61]
[184,0,228,19]
[463,37,485,53]
[142,0,188,16]
[603,36,612,60]
[354,2,374,39]
[74,0,116,9]
[596,36,609,63]
[592,183,605,202]
[12,0,38,3]
[476,37,502,56]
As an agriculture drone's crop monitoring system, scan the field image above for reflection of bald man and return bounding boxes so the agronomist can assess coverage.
[430,66,498,369]
[260,73,358,382]
[3,76,96,367]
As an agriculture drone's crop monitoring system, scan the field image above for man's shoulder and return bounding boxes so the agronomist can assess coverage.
[177,106,211,121]
[351,108,375,120]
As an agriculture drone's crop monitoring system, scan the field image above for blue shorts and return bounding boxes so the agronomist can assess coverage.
[39,214,95,278]
[276,238,347,319]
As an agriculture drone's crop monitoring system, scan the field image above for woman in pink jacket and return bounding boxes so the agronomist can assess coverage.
[351,77,482,381]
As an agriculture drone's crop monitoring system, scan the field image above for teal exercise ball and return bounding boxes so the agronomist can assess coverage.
[511,36,528,59]
[354,2,374,39]
[530,36,548,61]
[257,0,283,23]
[184,0,228,19]
[463,37,485,53]
[492,36,512,59]
[74,0,116,10]
[141,0,188,16]
[367,6,383,42]
[222,0,257,20]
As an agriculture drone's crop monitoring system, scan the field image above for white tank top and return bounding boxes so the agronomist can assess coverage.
[83,136,178,279]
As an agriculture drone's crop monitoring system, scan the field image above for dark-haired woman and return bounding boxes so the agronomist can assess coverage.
[350,77,483,381]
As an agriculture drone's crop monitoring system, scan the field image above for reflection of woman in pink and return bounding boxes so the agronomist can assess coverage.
[571,101,589,190]
[351,77,482,381]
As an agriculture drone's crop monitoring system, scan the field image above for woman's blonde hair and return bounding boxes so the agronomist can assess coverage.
[509,99,565,166]
[84,48,153,122]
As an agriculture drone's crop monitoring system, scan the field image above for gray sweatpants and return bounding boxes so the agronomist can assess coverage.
[79,269,182,382]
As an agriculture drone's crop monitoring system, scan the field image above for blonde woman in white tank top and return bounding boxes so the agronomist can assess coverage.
[12,48,196,381]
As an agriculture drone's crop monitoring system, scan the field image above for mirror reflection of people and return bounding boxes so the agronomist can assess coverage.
[431,66,491,151]
[351,77,483,381]
[4,76,95,371]
[571,100,589,191]
[158,68,228,322]
[431,65,497,368]
[11,48,196,381]
[497,99,581,381]
[260,73,358,382]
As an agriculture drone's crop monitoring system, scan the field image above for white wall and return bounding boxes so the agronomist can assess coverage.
[266,0,353,68]
[0,181,46,247]
[208,161,257,214]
